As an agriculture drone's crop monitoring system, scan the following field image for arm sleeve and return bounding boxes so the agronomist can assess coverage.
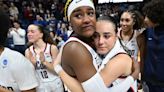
[81,73,108,92]
[81,73,134,92]
[17,29,26,37]
[108,76,134,92]
[11,54,38,91]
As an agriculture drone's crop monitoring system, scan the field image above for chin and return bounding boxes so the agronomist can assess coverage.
[83,31,94,38]
[97,50,108,55]
[28,40,34,43]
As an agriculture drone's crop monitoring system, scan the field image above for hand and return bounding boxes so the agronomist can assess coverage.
[131,61,140,80]
[42,61,54,73]
[39,51,45,62]
[29,51,36,65]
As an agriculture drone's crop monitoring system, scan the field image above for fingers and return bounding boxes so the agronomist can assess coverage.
[40,51,45,62]
[28,50,36,64]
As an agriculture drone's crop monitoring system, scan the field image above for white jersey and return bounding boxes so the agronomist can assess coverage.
[60,37,107,91]
[29,43,61,82]
[60,37,135,92]
[0,48,38,92]
[61,37,102,70]
[117,28,144,62]
[100,39,137,92]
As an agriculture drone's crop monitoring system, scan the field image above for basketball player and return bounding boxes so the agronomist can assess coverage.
[117,9,145,91]
[25,24,64,92]
[0,8,38,92]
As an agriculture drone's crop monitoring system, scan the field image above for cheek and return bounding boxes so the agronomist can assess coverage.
[106,39,115,50]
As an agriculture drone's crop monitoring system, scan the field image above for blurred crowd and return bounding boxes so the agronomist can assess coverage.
[0,0,144,54]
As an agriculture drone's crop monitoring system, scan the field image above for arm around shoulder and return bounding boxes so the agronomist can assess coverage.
[100,54,132,86]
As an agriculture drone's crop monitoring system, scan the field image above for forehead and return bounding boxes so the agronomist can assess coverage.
[96,21,115,33]
[28,25,38,30]
[121,12,133,19]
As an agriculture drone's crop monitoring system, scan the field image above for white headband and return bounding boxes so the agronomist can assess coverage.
[67,0,95,21]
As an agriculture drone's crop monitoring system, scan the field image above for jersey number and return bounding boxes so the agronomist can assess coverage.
[41,70,48,79]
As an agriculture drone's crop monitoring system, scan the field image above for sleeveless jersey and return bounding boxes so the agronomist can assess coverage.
[60,37,102,70]
[29,43,60,82]
[0,48,38,92]
[60,37,108,91]
[100,39,137,92]
[117,28,145,62]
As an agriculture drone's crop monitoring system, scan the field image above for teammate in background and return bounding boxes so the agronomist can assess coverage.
[138,0,164,92]
[117,9,145,91]
[118,9,144,62]
[0,8,38,92]
[25,24,64,92]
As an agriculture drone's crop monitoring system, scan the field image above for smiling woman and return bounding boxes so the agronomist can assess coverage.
[25,24,64,92]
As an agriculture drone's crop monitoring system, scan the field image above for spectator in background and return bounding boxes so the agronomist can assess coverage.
[138,0,164,92]
[33,14,47,27]
[8,21,26,55]
[60,22,68,41]
[9,2,19,20]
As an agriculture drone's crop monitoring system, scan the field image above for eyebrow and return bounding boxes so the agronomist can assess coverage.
[103,32,110,34]
[72,7,94,13]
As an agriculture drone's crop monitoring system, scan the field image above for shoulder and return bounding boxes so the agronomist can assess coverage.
[4,48,32,69]
[25,46,32,57]
[64,41,87,52]
[6,48,23,58]
[112,53,132,64]
[107,53,132,72]
[50,44,58,52]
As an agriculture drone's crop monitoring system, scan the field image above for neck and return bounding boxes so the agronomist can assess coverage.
[33,40,46,50]
[122,29,133,36]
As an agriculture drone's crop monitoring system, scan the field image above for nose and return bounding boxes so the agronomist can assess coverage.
[98,36,105,45]
[82,14,91,24]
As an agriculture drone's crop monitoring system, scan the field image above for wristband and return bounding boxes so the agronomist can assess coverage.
[54,64,63,74]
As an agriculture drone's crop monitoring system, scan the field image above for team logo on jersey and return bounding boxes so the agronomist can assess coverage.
[148,37,152,40]
[75,0,82,3]
[2,59,8,68]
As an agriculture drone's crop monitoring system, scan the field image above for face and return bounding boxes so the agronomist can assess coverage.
[27,25,43,43]
[120,12,135,32]
[93,20,117,55]
[70,6,96,38]
[13,22,20,29]
[144,16,155,28]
